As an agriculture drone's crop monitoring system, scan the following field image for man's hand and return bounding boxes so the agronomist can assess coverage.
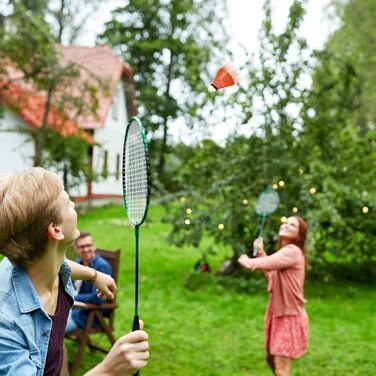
[94,271,117,300]
[85,322,149,376]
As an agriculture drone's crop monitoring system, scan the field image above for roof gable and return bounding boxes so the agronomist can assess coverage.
[0,45,134,139]
[0,77,94,144]
[57,45,133,129]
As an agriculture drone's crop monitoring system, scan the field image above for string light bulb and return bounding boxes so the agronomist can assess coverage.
[280,216,287,223]
[186,208,192,214]
[242,199,248,205]
[279,180,285,187]
[299,168,304,175]
[218,223,225,230]
[292,207,298,213]
[362,206,369,214]
[309,187,316,194]
[180,196,186,203]
[272,183,278,190]
[184,219,191,225]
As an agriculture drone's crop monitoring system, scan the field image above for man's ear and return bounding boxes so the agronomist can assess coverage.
[47,223,65,241]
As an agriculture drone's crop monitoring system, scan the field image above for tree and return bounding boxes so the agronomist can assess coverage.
[0,0,106,189]
[296,0,376,280]
[165,0,376,280]
[326,0,376,132]
[99,0,231,181]
[165,0,311,275]
[46,0,103,44]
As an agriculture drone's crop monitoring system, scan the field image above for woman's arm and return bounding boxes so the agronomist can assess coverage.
[66,259,117,300]
[239,245,301,271]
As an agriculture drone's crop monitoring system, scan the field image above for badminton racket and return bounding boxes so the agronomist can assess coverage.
[122,117,151,375]
[253,187,279,257]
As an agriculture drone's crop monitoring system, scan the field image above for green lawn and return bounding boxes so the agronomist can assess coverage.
[66,204,376,375]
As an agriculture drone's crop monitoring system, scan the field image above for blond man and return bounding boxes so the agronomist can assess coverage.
[0,168,149,376]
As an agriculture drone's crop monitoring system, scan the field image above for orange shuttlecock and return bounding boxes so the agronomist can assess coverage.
[208,63,240,93]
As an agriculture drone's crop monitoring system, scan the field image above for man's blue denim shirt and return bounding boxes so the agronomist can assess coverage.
[0,257,74,375]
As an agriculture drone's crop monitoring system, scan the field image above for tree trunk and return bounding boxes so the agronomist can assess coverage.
[63,162,68,188]
[157,51,174,179]
[157,118,169,180]
[34,78,55,166]
[56,0,66,43]
[157,21,176,181]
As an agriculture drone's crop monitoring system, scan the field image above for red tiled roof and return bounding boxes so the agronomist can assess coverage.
[0,78,94,144]
[0,45,134,138]
[57,45,133,129]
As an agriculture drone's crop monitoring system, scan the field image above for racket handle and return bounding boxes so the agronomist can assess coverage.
[252,235,263,258]
[132,315,140,376]
[132,314,140,331]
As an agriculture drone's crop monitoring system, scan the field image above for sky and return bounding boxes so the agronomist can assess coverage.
[2,0,336,145]
[78,0,334,51]
[227,0,333,63]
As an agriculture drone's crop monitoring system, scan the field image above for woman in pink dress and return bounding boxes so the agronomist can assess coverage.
[238,216,308,376]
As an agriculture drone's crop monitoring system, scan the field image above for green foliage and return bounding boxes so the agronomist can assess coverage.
[328,0,376,130]
[0,1,57,84]
[99,0,231,179]
[43,129,89,191]
[164,0,312,264]
[162,0,375,280]
[297,0,376,274]
[0,1,106,186]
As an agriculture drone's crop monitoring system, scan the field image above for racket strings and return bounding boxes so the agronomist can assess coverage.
[123,123,149,224]
[256,191,279,215]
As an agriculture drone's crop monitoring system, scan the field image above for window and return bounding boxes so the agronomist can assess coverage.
[116,153,120,180]
[112,89,119,120]
[102,150,108,178]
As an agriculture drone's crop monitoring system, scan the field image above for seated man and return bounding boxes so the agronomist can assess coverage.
[65,232,112,334]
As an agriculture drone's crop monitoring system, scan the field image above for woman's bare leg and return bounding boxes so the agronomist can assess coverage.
[273,356,292,376]
[266,351,275,373]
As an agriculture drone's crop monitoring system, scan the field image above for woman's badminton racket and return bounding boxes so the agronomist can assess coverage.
[253,187,279,257]
[122,117,151,375]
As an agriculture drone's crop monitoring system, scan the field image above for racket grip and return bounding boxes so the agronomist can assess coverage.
[132,315,140,376]
[252,235,263,257]
[132,314,140,331]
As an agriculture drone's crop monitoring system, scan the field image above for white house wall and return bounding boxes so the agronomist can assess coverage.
[1,78,131,198]
[85,79,129,196]
[0,109,34,174]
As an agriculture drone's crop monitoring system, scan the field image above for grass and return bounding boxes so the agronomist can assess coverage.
[66,203,376,375]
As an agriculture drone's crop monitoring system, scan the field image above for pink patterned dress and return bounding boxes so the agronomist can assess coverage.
[264,274,309,359]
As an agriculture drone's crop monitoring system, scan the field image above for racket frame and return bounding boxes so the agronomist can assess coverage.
[122,116,151,227]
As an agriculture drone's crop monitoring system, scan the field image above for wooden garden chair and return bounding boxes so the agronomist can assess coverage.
[65,248,120,375]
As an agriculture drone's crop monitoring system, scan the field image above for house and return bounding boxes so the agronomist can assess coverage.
[0,45,137,200]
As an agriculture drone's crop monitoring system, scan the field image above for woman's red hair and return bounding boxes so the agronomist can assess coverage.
[278,216,308,268]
